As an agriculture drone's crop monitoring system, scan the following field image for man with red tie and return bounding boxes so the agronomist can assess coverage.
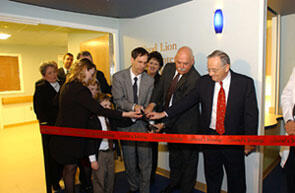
[148,50,259,193]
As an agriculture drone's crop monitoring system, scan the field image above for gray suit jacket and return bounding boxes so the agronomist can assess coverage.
[112,68,154,112]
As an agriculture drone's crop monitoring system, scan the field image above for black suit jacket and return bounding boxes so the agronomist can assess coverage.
[96,70,111,94]
[57,67,67,84]
[33,79,60,125]
[150,63,201,134]
[166,70,258,135]
[49,80,122,164]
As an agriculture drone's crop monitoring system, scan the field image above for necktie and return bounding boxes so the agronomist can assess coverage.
[105,118,113,150]
[66,70,69,75]
[165,73,180,110]
[216,81,226,135]
[133,77,138,104]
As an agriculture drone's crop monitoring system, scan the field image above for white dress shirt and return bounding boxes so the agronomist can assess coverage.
[169,70,183,107]
[50,82,60,92]
[209,71,231,130]
[280,67,295,167]
[89,116,114,162]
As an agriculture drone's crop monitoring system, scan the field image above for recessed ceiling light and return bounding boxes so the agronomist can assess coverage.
[0,33,11,40]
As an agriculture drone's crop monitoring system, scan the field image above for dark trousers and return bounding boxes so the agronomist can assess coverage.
[203,145,246,193]
[168,143,199,193]
[284,146,295,193]
[151,142,158,183]
[42,134,63,193]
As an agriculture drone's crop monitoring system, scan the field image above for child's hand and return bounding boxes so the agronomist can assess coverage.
[91,161,99,170]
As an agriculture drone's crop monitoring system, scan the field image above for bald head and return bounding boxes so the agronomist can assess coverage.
[174,46,194,74]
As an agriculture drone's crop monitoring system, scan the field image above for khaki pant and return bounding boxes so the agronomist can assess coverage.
[92,150,115,193]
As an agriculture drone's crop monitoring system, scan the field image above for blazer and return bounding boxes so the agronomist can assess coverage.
[166,70,258,135]
[96,70,112,94]
[112,68,154,127]
[49,80,122,164]
[57,67,66,84]
[33,79,60,125]
[150,63,201,134]
[112,68,154,111]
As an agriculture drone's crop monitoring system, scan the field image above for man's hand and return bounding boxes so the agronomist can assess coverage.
[244,145,256,155]
[285,120,295,135]
[134,104,144,113]
[91,161,99,170]
[144,103,156,114]
[153,123,165,133]
[147,112,166,120]
[122,111,142,119]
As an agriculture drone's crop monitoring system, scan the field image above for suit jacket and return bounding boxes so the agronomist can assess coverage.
[150,63,201,134]
[96,70,112,94]
[33,79,60,125]
[166,70,258,135]
[112,68,154,127]
[49,80,122,164]
[57,67,66,84]
[112,68,154,111]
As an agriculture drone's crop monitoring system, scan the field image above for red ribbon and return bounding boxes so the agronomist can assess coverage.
[40,125,295,146]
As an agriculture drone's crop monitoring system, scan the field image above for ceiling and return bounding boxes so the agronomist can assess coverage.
[10,0,192,18]
[268,0,295,15]
[0,21,106,46]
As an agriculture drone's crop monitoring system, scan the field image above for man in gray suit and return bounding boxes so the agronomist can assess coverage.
[145,46,200,193]
[112,47,154,193]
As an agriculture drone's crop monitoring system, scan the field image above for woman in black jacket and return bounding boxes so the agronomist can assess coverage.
[50,58,139,193]
[33,61,62,193]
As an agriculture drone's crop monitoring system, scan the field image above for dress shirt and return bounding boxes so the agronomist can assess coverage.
[169,70,183,107]
[280,67,295,167]
[89,116,114,162]
[209,71,231,130]
[281,67,295,123]
[50,82,60,92]
[130,68,142,97]
[130,68,142,113]
[63,67,69,75]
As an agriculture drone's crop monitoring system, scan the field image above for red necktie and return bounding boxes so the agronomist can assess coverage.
[216,81,226,135]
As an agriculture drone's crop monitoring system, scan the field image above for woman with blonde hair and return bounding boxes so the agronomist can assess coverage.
[50,58,139,193]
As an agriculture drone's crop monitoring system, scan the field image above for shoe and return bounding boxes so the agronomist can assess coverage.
[160,185,176,193]
[52,183,62,192]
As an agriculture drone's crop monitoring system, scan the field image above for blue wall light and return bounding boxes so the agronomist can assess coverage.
[214,9,223,33]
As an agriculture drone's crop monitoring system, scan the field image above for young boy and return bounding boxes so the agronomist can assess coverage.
[89,94,115,193]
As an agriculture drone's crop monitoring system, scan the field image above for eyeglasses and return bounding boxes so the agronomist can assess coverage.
[207,65,227,73]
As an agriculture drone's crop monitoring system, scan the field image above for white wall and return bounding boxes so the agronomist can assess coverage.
[119,0,266,192]
[280,14,295,100]
[68,31,107,60]
[0,44,67,96]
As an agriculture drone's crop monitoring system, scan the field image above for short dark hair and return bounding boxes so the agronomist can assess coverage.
[98,93,112,104]
[77,51,93,60]
[207,50,231,66]
[63,52,73,60]
[148,51,164,68]
[131,47,149,59]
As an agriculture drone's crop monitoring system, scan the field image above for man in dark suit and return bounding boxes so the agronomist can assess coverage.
[145,46,200,193]
[57,52,73,84]
[148,50,258,193]
[112,47,154,193]
[77,51,112,94]
[33,61,63,193]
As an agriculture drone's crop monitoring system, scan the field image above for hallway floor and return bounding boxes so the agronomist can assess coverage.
[0,123,46,193]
